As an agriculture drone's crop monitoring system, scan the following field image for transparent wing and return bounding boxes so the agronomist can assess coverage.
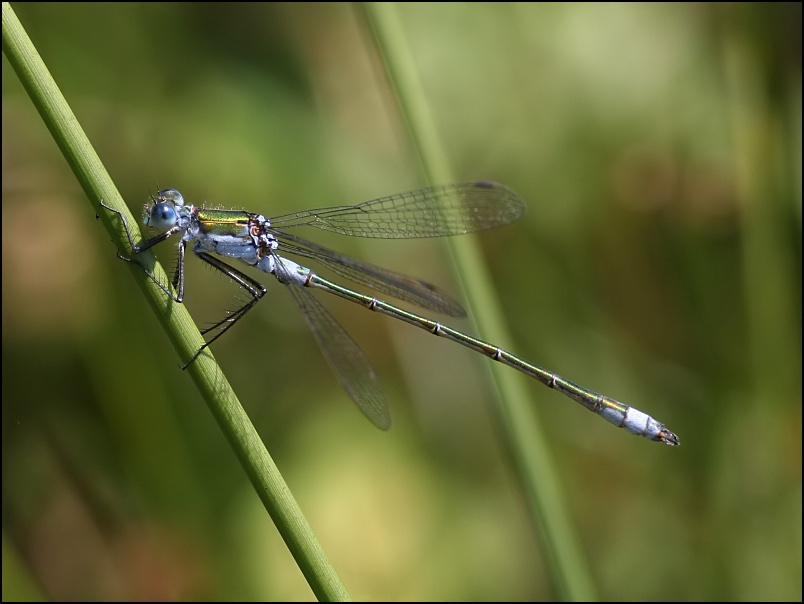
[278,258,392,430]
[268,181,525,238]
[275,231,465,317]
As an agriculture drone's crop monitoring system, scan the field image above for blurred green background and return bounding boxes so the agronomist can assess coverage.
[2,2,800,601]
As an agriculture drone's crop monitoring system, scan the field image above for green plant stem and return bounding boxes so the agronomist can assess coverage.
[361,3,596,600]
[1,3,348,600]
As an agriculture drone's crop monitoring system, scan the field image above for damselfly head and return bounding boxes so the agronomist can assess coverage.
[144,189,184,232]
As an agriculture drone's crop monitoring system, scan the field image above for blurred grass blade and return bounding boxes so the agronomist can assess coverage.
[361,3,596,600]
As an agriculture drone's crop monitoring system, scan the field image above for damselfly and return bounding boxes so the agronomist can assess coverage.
[102,182,679,445]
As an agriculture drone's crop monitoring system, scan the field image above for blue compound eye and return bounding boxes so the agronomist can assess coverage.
[144,189,185,230]
[145,201,177,231]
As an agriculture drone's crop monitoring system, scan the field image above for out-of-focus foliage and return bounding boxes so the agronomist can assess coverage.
[3,3,800,600]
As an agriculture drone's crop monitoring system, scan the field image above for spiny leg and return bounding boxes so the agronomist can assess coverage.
[180,251,267,368]
[99,200,183,303]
